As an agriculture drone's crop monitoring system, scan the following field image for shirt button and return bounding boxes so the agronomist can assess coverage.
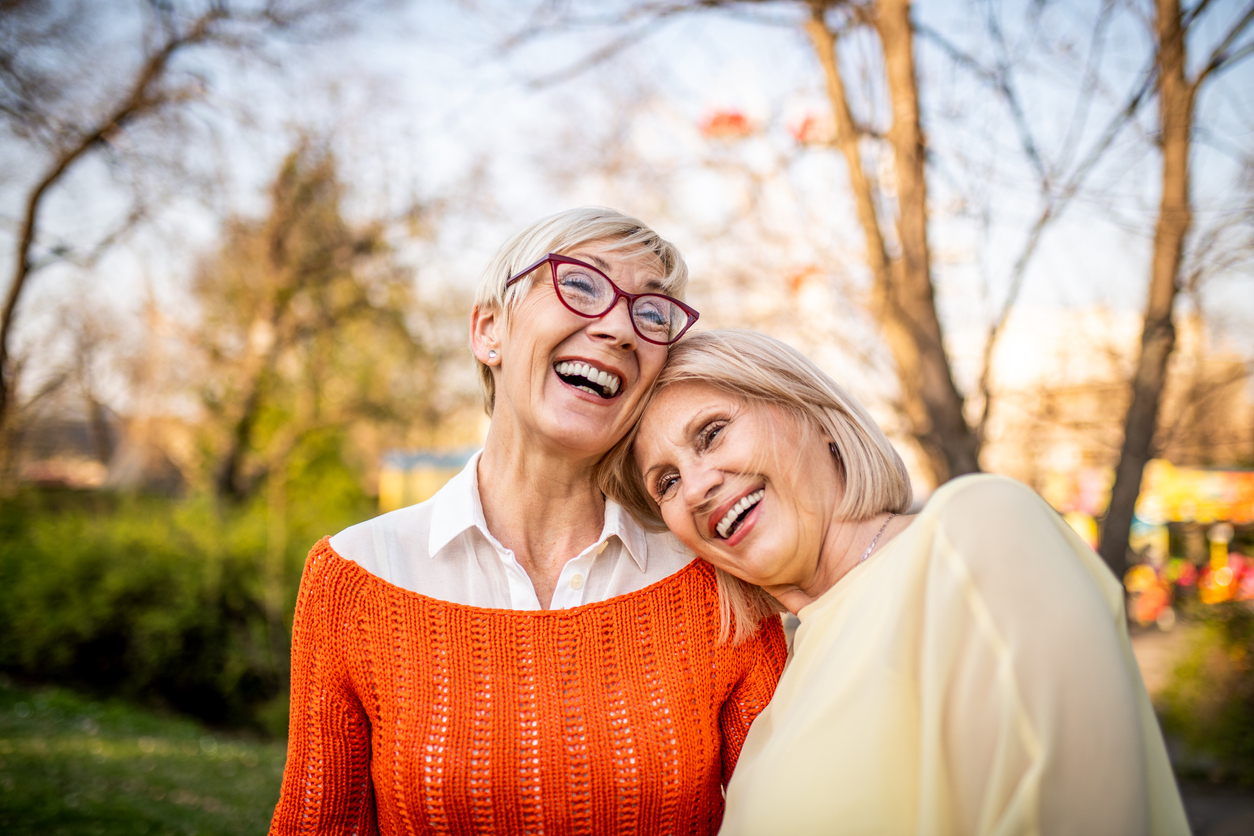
[570,574,584,590]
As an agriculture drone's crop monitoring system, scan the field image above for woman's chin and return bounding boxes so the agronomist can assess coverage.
[698,547,780,590]
[532,417,624,460]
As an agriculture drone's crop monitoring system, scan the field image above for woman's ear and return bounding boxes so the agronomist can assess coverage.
[470,303,501,366]
[826,438,847,482]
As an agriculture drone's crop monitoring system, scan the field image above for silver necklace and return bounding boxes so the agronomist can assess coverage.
[858,513,898,563]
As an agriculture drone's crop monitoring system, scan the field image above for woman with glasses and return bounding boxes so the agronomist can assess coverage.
[269,209,786,835]
[605,329,1189,835]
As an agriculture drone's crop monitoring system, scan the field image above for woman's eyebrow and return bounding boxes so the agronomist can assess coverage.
[574,252,613,273]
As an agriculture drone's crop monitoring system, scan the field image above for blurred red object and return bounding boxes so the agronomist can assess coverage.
[699,109,754,139]
[788,112,835,145]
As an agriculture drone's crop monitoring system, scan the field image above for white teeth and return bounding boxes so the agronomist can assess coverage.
[716,489,764,539]
[555,361,622,396]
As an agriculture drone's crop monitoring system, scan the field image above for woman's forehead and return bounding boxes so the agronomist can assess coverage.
[562,238,667,280]
[639,382,725,437]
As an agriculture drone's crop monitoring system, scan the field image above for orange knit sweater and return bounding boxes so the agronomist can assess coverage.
[269,539,786,836]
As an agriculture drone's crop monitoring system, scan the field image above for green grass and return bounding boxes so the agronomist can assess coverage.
[0,678,287,835]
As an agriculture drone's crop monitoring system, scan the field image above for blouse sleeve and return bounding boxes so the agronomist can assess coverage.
[269,541,379,836]
[718,615,788,784]
[926,477,1189,836]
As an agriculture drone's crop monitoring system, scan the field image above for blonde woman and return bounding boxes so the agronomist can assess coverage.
[603,329,1189,835]
[271,215,785,835]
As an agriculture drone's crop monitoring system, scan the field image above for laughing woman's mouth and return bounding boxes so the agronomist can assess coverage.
[555,361,621,399]
[715,489,764,539]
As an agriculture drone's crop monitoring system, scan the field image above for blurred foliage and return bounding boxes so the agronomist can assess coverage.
[0,676,286,835]
[192,139,471,503]
[1159,602,1254,785]
[0,433,372,733]
[0,139,476,737]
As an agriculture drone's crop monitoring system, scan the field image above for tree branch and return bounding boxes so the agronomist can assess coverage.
[973,58,1159,440]
[1193,2,1254,85]
[0,6,226,424]
[915,22,1046,184]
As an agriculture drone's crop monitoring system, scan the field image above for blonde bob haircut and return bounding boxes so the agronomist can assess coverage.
[473,207,689,415]
[599,329,913,644]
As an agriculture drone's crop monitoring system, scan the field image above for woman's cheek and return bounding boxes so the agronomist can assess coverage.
[662,505,696,547]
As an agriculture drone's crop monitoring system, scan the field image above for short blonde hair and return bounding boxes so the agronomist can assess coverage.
[474,207,689,415]
[599,329,913,643]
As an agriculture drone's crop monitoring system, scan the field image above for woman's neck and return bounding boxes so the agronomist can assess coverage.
[767,513,914,615]
[477,429,608,609]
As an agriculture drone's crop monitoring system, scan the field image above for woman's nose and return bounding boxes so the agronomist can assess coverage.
[681,464,720,509]
[590,297,638,348]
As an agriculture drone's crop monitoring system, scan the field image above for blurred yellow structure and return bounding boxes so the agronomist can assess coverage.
[378,450,477,513]
[1134,460,1254,525]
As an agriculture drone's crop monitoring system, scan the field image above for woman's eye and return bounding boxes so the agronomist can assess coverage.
[655,473,679,499]
[697,421,725,451]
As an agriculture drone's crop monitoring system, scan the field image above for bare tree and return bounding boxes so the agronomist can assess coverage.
[800,0,980,483]
[500,0,1162,486]
[1098,0,1254,578]
[0,0,370,486]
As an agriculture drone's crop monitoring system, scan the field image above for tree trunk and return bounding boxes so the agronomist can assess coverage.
[875,0,980,482]
[1098,0,1193,579]
[805,0,980,484]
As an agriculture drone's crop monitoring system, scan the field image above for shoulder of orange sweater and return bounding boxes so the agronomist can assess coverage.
[293,538,378,628]
[711,596,788,674]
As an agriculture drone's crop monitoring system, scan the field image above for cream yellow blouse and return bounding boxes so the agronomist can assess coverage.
[721,474,1189,836]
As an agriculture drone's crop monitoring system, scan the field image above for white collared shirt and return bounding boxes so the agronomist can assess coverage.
[328,451,695,610]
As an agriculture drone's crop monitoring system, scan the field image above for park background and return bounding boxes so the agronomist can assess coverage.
[1,0,1253,833]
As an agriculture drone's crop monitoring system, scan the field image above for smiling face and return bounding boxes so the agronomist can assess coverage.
[473,240,671,462]
[634,381,844,591]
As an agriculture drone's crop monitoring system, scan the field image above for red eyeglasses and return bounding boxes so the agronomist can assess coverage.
[506,254,699,345]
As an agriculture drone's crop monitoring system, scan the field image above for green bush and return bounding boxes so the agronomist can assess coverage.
[0,446,373,733]
[1158,602,1254,784]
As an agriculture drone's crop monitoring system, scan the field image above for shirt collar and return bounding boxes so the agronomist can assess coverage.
[428,450,493,557]
[428,449,650,571]
[602,497,650,572]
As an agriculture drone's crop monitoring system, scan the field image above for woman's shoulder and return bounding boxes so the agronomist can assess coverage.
[911,473,1118,602]
[328,498,440,575]
[294,537,381,622]
[330,453,480,573]
[921,473,1054,530]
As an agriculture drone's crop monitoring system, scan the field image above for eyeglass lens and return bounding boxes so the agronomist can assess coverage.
[553,261,686,342]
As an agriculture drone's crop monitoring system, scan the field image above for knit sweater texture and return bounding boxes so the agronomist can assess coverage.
[269,539,787,836]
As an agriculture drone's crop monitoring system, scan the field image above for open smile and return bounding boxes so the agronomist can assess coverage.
[554,360,622,399]
[712,488,765,540]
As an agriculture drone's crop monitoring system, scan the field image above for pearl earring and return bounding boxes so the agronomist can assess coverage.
[488,350,497,360]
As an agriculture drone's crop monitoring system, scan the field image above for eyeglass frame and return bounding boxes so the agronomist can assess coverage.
[505,253,699,346]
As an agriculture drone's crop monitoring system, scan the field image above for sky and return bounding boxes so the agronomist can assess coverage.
[3,0,1252,430]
